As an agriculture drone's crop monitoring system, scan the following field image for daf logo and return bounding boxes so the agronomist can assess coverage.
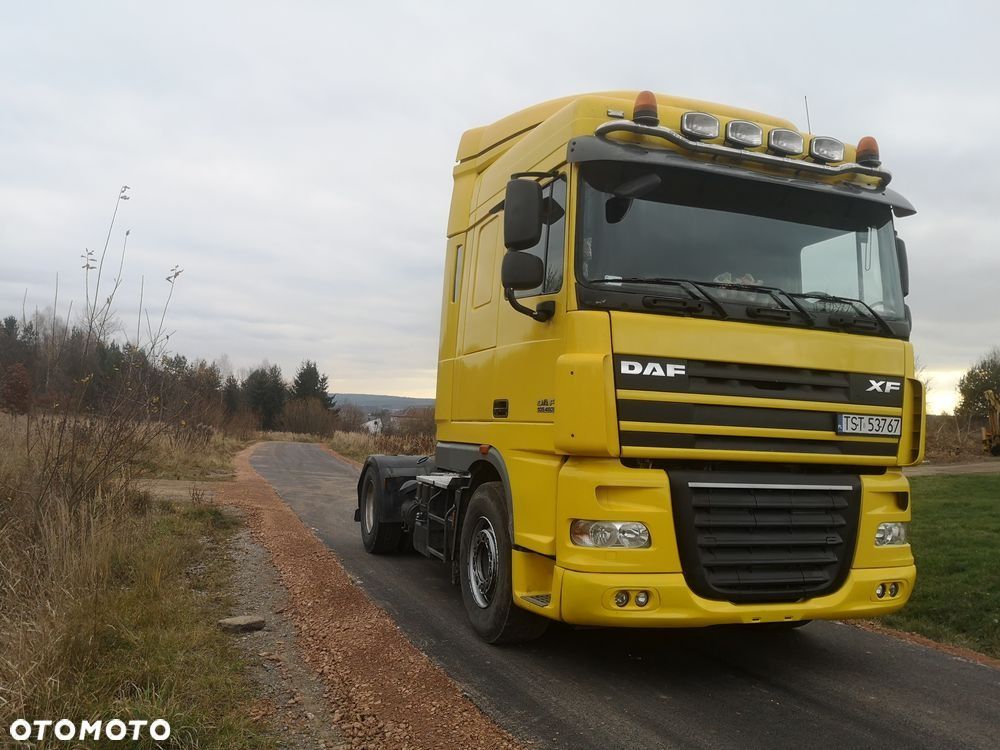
[621,360,687,378]
[866,379,901,393]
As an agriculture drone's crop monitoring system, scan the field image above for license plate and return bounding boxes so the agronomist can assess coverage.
[836,414,901,436]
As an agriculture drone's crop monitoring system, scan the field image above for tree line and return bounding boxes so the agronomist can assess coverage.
[0,313,362,435]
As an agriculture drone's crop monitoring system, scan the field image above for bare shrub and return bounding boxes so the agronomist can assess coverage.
[282,397,337,437]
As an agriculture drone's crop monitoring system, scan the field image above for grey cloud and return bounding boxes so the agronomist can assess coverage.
[2,1,998,402]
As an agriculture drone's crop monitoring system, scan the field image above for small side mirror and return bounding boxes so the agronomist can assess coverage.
[501,251,544,291]
[895,235,909,297]
[503,179,543,250]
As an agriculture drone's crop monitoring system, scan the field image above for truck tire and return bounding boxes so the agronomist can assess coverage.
[359,469,402,554]
[459,481,548,644]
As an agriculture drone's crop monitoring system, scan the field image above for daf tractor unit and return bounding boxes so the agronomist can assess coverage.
[356,90,923,644]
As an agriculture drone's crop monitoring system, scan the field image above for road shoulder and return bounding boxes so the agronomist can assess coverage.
[214,443,520,750]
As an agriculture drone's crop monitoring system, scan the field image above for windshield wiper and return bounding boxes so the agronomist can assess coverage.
[680,279,816,326]
[590,277,729,319]
[789,291,892,334]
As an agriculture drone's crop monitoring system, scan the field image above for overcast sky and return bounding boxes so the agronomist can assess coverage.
[2,2,997,412]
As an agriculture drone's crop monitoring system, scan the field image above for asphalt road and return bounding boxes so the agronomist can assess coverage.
[250,441,1000,750]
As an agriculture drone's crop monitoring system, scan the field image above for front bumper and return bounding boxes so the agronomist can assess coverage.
[558,563,915,627]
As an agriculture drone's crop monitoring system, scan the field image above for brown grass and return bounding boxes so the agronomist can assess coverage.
[326,429,436,463]
[0,412,270,747]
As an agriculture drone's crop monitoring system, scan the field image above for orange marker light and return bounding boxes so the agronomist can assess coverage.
[632,90,659,127]
[856,136,881,167]
[479,444,490,455]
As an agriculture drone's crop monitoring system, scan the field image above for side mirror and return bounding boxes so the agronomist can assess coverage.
[501,251,544,291]
[503,179,543,250]
[500,251,553,322]
[895,235,909,297]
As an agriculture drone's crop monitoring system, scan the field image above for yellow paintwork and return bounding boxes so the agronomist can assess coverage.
[435,91,923,627]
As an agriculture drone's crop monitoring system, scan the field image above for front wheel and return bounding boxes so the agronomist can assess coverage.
[459,482,548,644]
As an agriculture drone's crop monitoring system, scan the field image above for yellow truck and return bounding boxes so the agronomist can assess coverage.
[356,90,923,643]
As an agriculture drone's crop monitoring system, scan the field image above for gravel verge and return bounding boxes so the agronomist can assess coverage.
[215,445,521,750]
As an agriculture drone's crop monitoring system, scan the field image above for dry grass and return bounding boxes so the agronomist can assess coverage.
[326,429,436,463]
[0,412,270,747]
[138,427,250,480]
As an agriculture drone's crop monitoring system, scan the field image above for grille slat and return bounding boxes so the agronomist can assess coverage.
[670,473,861,603]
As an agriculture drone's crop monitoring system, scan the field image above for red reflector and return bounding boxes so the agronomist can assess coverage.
[632,90,659,127]
[479,444,490,455]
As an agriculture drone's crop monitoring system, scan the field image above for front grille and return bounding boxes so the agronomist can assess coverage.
[669,471,861,603]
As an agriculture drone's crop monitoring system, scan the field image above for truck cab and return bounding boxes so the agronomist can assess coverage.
[357,90,923,643]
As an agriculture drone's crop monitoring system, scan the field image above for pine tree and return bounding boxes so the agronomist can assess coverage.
[291,360,331,405]
[243,365,286,429]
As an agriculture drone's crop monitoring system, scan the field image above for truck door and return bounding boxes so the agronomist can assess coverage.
[453,214,502,421]
[495,176,568,424]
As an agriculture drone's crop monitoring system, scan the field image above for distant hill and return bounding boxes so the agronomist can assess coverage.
[332,393,435,413]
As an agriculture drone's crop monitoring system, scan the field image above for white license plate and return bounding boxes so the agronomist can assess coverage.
[836,414,901,436]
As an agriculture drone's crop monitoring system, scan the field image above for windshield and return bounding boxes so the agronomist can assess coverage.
[577,161,905,322]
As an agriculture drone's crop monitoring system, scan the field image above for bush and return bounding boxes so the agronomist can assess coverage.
[956,347,1000,420]
[281,397,337,437]
[1,362,33,413]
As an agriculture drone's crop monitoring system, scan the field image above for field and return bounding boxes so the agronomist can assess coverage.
[881,473,1000,657]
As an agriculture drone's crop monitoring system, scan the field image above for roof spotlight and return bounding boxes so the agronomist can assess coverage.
[809,136,845,163]
[725,120,763,148]
[681,112,720,140]
[767,128,804,156]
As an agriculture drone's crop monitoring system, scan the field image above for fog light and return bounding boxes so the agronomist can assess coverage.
[635,590,650,607]
[680,111,720,140]
[875,522,909,546]
[725,120,763,148]
[875,583,886,599]
[809,135,845,162]
[889,582,900,598]
[615,590,630,608]
[570,520,651,548]
[767,128,804,156]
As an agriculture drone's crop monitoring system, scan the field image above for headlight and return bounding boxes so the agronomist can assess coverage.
[809,136,845,162]
[875,521,908,546]
[570,520,651,548]
[725,120,763,148]
[767,128,804,156]
[680,111,720,140]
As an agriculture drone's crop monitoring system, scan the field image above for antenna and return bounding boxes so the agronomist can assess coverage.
[803,95,813,133]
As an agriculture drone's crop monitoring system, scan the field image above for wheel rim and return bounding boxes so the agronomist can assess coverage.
[363,480,375,534]
[467,516,499,609]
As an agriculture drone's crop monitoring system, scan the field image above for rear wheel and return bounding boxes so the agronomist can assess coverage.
[459,482,548,644]
[359,469,402,554]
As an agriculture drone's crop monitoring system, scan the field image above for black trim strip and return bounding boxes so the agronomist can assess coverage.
[512,543,556,561]
[613,355,905,407]
[618,400,836,432]
[619,431,898,456]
